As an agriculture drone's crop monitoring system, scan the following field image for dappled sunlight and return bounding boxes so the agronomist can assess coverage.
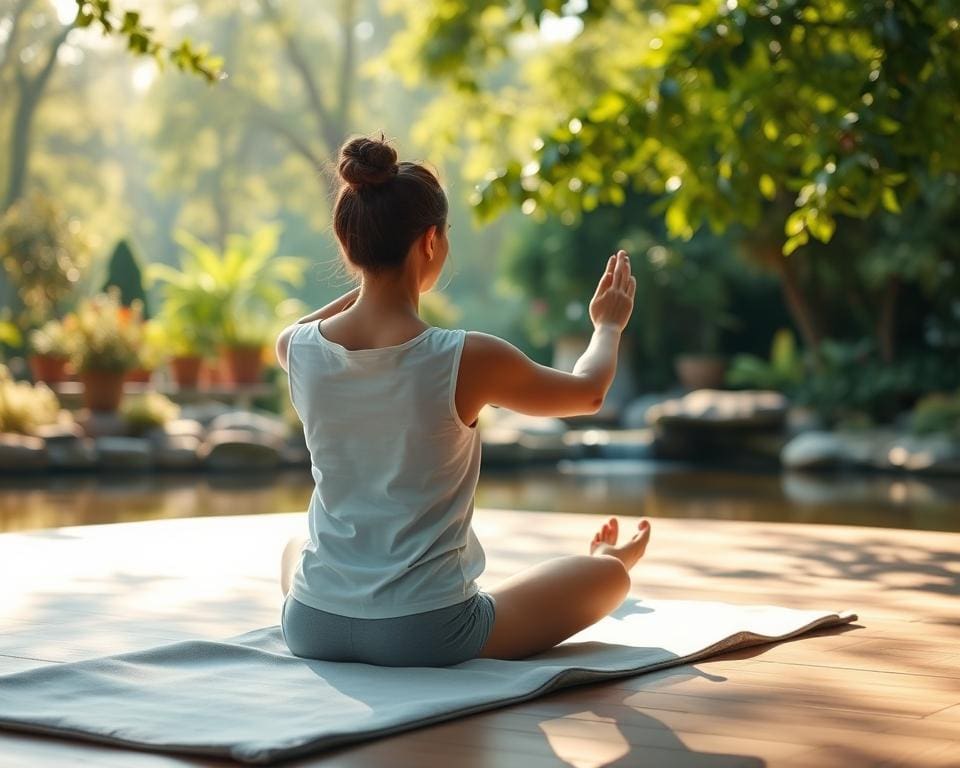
[538,712,631,767]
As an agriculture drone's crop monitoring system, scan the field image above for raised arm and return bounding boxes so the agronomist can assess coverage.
[458,251,636,419]
[275,286,361,372]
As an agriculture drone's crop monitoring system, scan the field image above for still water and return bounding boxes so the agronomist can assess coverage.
[1,460,958,534]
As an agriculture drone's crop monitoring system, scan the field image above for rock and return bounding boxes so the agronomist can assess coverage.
[781,431,846,470]
[885,434,960,476]
[479,409,571,464]
[209,410,289,441]
[596,429,656,460]
[146,418,205,442]
[280,439,311,466]
[77,410,128,438]
[94,437,153,469]
[31,422,85,441]
[178,402,234,427]
[646,389,788,465]
[153,435,201,469]
[646,389,788,429]
[46,436,98,469]
[0,433,48,470]
[621,394,674,430]
[200,428,282,471]
[562,428,654,460]
[834,429,898,469]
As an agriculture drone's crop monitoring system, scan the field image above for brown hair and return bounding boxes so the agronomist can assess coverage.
[332,133,448,275]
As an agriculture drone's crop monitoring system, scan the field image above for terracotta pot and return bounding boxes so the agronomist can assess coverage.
[79,369,126,412]
[674,354,728,391]
[170,355,203,389]
[220,344,263,385]
[29,354,70,385]
[126,367,153,384]
[199,357,224,388]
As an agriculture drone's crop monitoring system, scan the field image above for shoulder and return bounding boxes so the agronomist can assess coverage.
[462,331,519,362]
[276,322,311,372]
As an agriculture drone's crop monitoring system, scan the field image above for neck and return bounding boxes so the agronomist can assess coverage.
[354,267,421,320]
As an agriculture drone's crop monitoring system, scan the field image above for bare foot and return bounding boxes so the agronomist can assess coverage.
[590,516,651,571]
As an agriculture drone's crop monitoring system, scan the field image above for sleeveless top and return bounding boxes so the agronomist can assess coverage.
[286,320,486,619]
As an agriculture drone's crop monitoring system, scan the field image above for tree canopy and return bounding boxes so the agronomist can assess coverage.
[383,0,960,254]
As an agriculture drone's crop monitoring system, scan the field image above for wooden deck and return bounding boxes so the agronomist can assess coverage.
[1,509,958,767]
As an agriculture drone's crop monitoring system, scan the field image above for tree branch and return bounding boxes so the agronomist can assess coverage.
[337,0,355,134]
[221,80,330,181]
[0,0,31,79]
[258,0,342,153]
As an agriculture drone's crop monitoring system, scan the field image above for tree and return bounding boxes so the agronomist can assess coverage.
[102,239,150,317]
[382,0,960,353]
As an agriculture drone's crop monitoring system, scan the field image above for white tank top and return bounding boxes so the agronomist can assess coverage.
[286,320,486,619]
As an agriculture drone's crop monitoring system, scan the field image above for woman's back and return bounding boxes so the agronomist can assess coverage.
[286,319,486,619]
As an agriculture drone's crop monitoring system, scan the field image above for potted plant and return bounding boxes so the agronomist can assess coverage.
[67,289,142,412]
[27,318,74,384]
[147,225,307,388]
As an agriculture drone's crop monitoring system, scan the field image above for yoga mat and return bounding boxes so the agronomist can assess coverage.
[0,598,856,765]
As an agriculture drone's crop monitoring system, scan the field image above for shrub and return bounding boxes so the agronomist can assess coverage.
[0,364,61,434]
[120,391,181,436]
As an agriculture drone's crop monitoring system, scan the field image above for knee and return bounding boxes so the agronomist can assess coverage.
[594,555,631,604]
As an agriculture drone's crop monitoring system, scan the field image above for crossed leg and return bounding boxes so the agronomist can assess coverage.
[477,517,651,660]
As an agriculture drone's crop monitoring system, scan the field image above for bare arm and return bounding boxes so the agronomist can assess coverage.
[275,286,360,372]
[459,251,636,418]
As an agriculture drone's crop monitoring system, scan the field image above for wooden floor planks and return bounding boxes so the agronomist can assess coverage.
[0,509,958,767]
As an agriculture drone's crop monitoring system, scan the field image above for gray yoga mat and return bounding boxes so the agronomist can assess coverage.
[0,598,856,765]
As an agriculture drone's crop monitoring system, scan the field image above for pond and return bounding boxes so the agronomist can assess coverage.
[2,461,958,534]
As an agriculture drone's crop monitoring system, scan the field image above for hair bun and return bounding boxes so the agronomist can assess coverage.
[338,135,399,188]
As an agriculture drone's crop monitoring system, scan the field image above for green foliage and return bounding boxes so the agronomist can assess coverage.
[727,329,805,391]
[120,391,181,436]
[420,291,462,328]
[501,193,741,387]
[102,239,150,317]
[0,364,61,434]
[388,0,960,254]
[795,340,960,426]
[911,391,960,439]
[73,0,222,82]
[145,225,308,352]
[0,193,89,328]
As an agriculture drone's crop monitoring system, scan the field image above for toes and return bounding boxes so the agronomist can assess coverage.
[608,518,618,542]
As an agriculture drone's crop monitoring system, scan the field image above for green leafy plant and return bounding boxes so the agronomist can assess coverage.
[146,225,307,353]
[72,1,222,82]
[911,392,960,439]
[727,329,805,391]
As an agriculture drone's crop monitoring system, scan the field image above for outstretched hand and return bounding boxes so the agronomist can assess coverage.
[588,250,636,332]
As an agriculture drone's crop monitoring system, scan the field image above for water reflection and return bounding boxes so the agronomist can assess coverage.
[1,462,958,534]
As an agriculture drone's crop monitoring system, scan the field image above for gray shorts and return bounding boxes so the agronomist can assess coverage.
[281,591,497,667]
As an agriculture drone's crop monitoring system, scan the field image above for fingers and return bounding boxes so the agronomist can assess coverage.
[613,250,629,290]
[593,255,616,298]
[627,275,637,299]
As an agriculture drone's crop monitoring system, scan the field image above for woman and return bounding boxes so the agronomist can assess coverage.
[276,133,650,666]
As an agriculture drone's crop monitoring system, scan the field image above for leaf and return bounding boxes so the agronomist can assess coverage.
[881,186,901,213]
[785,210,806,237]
[759,174,776,200]
[783,231,809,256]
